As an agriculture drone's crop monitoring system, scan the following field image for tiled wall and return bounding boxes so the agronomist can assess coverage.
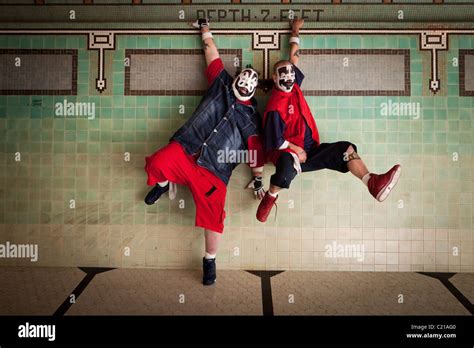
[0,32,472,272]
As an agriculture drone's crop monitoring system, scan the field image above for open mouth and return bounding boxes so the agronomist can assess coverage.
[239,87,248,95]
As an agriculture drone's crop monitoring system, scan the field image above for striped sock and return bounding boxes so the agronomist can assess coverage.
[362,173,371,187]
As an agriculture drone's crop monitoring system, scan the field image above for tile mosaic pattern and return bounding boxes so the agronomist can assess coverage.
[66,268,262,315]
[298,49,410,96]
[125,49,242,95]
[0,31,473,271]
[0,49,77,95]
[1,3,473,31]
[0,266,471,315]
[450,273,474,304]
[464,54,474,91]
[0,266,85,315]
[459,49,474,96]
[271,271,470,315]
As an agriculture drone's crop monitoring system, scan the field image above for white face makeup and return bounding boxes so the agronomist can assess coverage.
[232,69,258,102]
[275,64,296,93]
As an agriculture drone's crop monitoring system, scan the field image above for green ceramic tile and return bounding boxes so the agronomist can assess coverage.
[160,37,171,48]
[0,26,472,268]
[137,36,148,48]
[124,108,136,119]
[125,37,137,48]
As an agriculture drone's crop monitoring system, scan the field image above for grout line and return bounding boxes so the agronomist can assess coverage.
[246,270,284,316]
[53,267,115,317]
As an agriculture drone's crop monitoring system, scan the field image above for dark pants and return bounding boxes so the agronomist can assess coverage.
[270,141,357,189]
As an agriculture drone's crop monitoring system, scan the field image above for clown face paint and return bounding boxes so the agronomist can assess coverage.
[232,69,258,102]
[275,64,295,93]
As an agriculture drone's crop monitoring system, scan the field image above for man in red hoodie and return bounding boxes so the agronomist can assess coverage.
[256,19,402,223]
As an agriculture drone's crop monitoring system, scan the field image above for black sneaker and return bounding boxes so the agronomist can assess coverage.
[144,183,169,205]
[202,257,216,286]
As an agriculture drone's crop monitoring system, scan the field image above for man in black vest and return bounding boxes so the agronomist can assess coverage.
[144,19,265,285]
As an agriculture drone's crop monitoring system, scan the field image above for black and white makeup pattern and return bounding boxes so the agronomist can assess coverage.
[232,68,258,102]
[276,64,296,93]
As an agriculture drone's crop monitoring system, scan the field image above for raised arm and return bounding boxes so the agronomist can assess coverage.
[192,18,219,66]
[289,18,304,66]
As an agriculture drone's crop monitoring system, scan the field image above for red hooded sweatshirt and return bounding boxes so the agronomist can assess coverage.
[263,65,320,165]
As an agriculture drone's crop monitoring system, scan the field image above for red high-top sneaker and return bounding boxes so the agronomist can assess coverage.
[256,191,278,223]
[368,164,401,202]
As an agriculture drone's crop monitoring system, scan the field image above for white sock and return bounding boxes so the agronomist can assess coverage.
[362,173,371,187]
[205,252,216,260]
[158,181,169,187]
[268,191,278,198]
